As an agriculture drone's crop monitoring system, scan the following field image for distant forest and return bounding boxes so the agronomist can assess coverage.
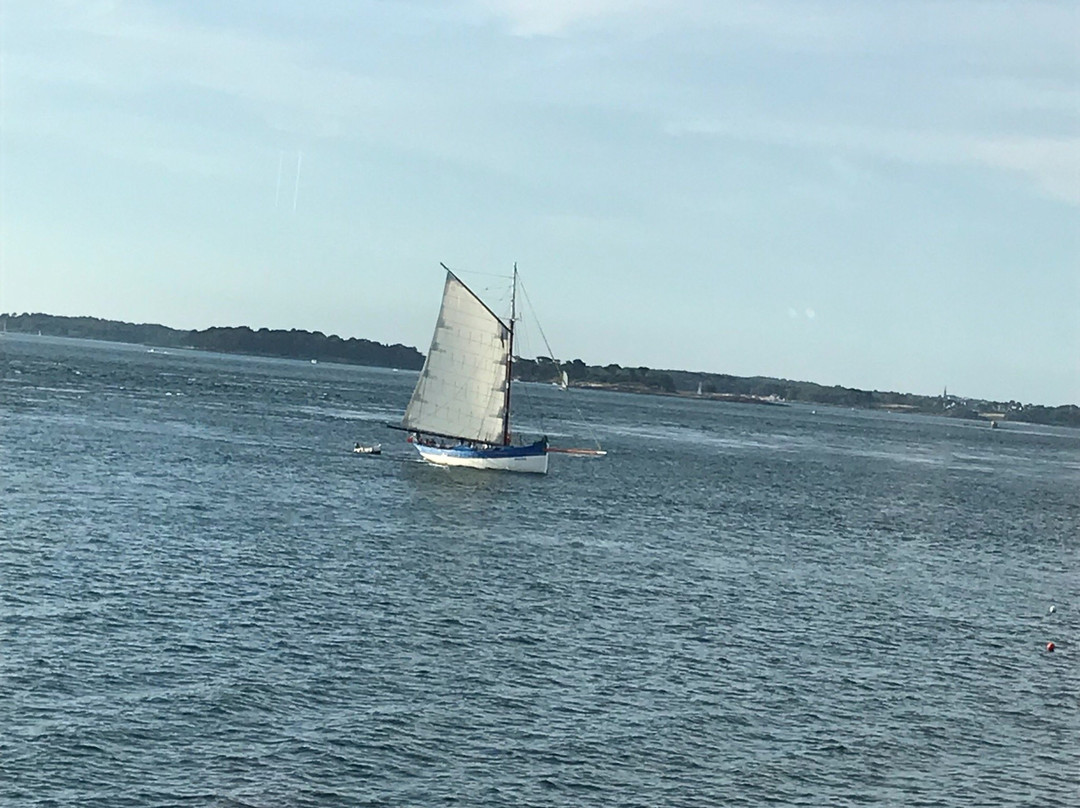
[5,312,1077,428]
[514,357,1079,428]
[2,313,424,370]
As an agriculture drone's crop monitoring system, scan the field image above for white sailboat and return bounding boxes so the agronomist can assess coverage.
[398,264,549,474]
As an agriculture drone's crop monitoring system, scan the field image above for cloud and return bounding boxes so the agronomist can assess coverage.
[667,118,1080,206]
[5,0,390,141]
[473,0,1079,208]
[786,306,817,321]
[469,0,1078,69]
[8,0,1078,206]
[970,136,1080,206]
[5,0,588,184]
[467,0,875,49]
[468,0,673,37]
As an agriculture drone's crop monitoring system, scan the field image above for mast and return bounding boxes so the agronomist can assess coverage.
[503,263,516,445]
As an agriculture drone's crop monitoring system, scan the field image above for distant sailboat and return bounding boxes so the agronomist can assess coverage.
[557,369,569,391]
[397,264,549,473]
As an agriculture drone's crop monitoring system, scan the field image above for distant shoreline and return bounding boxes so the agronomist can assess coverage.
[1,312,424,372]
[563,379,1074,428]
[4,312,1077,428]
[572,381,788,407]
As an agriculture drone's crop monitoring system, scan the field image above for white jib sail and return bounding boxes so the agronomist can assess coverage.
[402,272,510,444]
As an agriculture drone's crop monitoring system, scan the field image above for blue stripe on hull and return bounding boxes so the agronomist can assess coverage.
[411,437,549,473]
[415,438,547,459]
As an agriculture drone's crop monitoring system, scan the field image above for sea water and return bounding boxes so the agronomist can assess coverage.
[2,334,1078,806]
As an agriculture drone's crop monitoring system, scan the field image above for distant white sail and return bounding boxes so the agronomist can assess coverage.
[402,272,510,444]
[559,370,569,390]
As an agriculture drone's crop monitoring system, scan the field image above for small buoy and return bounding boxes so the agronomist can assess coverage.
[1046,642,1055,652]
[1049,605,1056,614]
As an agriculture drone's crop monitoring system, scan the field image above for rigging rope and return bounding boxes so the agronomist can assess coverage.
[517,277,604,451]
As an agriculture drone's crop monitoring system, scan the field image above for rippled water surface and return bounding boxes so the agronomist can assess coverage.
[3,335,1078,806]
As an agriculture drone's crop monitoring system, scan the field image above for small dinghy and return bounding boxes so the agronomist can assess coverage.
[353,443,382,455]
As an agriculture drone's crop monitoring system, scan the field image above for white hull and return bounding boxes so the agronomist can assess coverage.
[414,445,549,474]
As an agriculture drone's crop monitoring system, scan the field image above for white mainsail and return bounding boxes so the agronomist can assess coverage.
[401,271,510,444]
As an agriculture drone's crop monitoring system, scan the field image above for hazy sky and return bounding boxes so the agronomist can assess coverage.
[2,1,1077,404]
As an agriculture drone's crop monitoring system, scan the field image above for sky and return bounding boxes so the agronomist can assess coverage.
[1,0,1077,405]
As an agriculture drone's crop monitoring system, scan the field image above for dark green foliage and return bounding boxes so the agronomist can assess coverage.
[514,356,675,393]
[2,313,423,370]
[1018,404,1080,426]
[512,351,1078,427]
[5,312,1074,426]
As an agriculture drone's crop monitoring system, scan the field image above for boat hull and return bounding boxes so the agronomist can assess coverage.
[413,439,549,474]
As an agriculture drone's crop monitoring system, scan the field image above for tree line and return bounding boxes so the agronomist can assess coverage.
[1,313,423,370]
[5,312,1076,427]
[513,354,1079,428]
